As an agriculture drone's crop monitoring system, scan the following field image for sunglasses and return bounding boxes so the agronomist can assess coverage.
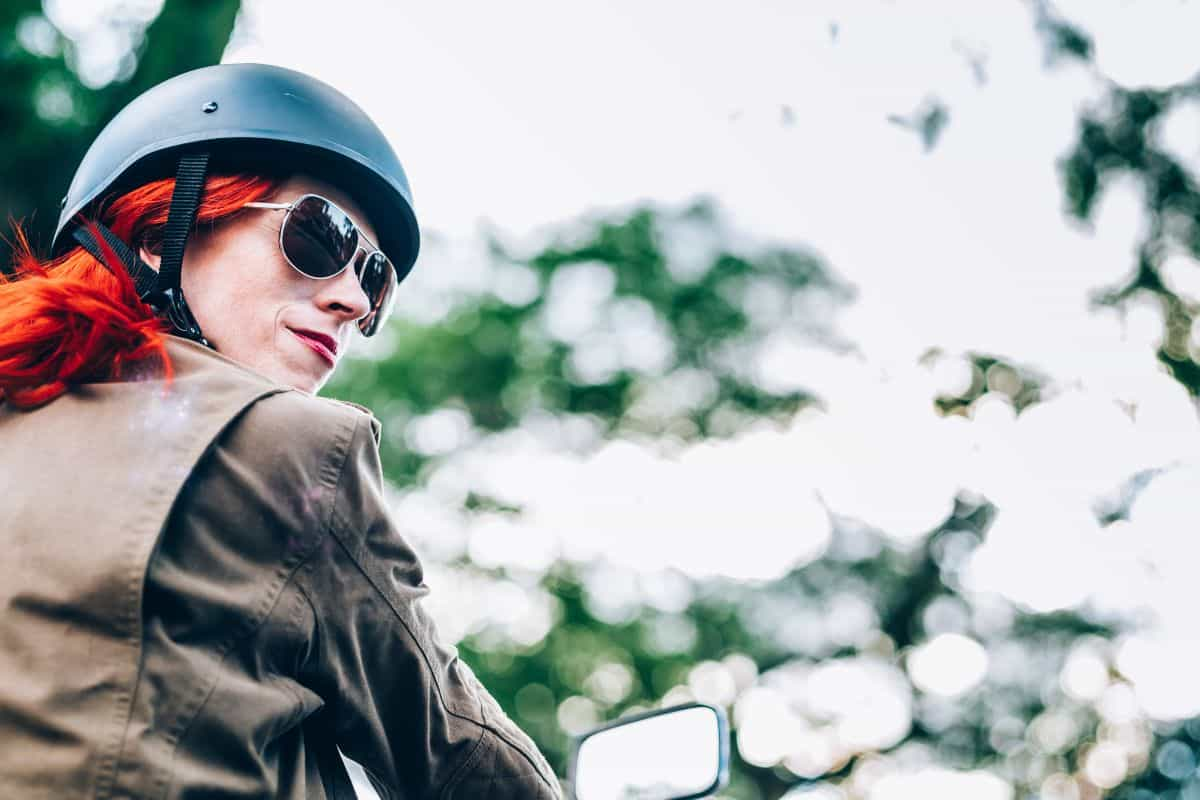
[243,193,397,336]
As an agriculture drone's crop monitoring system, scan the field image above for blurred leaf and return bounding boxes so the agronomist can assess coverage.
[0,0,240,267]
[886,97,950,152]
[1034,2,1093,64]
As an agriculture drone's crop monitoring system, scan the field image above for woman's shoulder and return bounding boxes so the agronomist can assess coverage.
[163,335,383,454]
[181,389,384,540]
[231,390,382,465]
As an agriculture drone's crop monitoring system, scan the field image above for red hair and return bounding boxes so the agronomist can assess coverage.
[0,173,281,408]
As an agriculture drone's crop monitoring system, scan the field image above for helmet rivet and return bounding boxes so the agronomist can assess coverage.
[202,101,218,113]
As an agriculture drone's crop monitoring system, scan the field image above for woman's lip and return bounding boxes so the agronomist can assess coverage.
[289,328,337,366]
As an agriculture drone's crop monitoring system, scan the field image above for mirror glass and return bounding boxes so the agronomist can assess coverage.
[573,705,723,800]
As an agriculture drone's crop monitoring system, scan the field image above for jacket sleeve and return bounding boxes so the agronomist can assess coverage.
[295,412,562,800]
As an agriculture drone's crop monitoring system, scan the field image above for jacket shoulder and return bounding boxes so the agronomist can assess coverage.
[164,336,382,448]
[174,389,382,548]
[231,390,381,461]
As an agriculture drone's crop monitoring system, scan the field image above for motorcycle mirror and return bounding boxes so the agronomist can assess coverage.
[568,702,729,800]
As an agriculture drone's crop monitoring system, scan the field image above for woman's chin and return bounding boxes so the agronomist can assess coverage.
[286,368,323,395]
[260,358,324,395]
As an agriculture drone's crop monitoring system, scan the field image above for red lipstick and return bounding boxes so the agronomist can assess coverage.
[290,328,337,365]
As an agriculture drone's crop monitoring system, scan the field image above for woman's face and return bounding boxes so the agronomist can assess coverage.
[144,175,378,394]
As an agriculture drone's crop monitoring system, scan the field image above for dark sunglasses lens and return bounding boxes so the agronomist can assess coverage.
[357,252,397,336]
[281,196,358,278]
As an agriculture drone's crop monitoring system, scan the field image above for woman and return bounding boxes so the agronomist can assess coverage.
[0,63,560,799]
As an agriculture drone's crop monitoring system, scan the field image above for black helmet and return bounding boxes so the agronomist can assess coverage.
[54,62,420,342]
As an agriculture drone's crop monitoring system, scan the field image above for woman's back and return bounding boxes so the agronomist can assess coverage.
[0,336,559,798]
[0,337,287,797]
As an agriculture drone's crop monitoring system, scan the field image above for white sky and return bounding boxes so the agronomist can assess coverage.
[221,0,1200,371]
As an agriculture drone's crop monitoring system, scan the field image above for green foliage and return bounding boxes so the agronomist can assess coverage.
[1033,2,1094,66]
[887,98,951,153]
[327,200,848,488]
[0,0,238,267]
[1053,13,1200,800]
[930,351,1044,415]
[1058,73,1200,395]
[1062,89,1180,220]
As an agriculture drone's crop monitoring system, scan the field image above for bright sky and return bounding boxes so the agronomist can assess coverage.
[221,2,1200,795]
[42,0,1200,795]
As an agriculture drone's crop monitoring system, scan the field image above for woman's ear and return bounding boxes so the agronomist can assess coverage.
[138,245,161,273]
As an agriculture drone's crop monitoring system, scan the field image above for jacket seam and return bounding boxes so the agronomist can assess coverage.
[476,689,558,789]
[325,423,467,726]
[101,386,290,799]
[148,397,356,799]
[326,418,555,794]
[264,408,362,799]
[324,510,492,763]
[150,556,308,798]
[437,724,490,800]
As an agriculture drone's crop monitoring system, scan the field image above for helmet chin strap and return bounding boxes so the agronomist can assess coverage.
[70,151,213,349]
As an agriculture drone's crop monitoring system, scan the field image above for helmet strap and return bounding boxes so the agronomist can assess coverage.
[156,152,208,295]
[69,152,213,348]
[71,222,159,297]
[141,151,211,347]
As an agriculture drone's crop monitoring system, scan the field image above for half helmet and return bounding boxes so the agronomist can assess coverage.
[53,62,419,342]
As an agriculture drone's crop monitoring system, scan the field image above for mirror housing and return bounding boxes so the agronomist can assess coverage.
[568,702,729,800]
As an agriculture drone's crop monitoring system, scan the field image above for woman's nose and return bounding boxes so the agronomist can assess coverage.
[317,259,371,321]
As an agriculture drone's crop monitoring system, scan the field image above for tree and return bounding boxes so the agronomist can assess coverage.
[0,0,239,268]
[1048,7,1200,799]
[330,198,1142,798]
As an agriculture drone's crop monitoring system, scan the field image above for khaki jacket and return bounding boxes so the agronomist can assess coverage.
[0,336,561,799]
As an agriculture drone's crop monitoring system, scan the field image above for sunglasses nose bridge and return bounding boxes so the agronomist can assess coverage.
[350,246,368,276]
